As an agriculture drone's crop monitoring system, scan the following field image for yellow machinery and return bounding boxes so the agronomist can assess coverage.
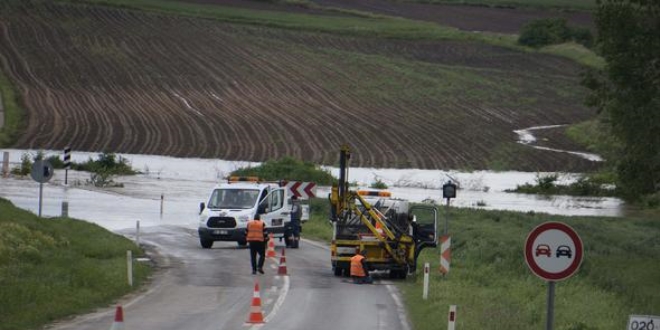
[329,145,438,279]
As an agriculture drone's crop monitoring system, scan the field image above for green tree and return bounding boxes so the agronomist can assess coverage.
[583,0,660,200]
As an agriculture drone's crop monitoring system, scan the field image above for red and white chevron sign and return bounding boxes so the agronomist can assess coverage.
[440,235,451,275]
[285,181,317,198]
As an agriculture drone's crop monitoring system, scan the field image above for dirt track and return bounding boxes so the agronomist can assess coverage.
[0,1,599,172]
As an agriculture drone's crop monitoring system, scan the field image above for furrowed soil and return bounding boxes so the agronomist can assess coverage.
[0,1,599,171]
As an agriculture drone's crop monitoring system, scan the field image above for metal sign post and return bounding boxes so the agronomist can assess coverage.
[546,281,556,330]
[30,160,54,217]
[442,180,457,235]
[525,222,584,330]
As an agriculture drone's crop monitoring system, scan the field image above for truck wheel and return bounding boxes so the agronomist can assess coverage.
[237,240,248,248]
[284,236,293,248]
[333,267,343,276]
[200,238,213,249]
[389,268,408,279]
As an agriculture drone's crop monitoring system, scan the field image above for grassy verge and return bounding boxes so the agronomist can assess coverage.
[0,198,152,330]
[302,200,660,330]
[58,0,602,68]
[0,68,24,147]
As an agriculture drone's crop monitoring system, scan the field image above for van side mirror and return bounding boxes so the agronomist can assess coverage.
[258,204,266,214]
[199,202,205,214]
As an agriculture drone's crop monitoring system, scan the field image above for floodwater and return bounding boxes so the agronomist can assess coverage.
[0,148,624,231]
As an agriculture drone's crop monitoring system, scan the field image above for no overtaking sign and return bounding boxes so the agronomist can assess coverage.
[524,222,583,281]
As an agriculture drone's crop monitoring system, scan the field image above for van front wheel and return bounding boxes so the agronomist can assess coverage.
[200,238,213,249]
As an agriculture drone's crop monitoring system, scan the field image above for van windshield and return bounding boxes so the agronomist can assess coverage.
[207,189,260,209]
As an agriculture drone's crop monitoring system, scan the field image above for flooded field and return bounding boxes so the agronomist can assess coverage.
[0,149,623,231]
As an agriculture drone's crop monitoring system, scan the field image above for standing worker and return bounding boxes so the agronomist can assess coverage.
[350,249,373,284]
[246,214,268,275]
[287,195,303,248]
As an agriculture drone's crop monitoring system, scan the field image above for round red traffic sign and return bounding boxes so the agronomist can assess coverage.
[524,222,583,281]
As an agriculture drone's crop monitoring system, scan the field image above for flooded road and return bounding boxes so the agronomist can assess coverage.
[0,149,624,233]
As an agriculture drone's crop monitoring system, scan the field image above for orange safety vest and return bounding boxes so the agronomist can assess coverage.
[246,220,265,242]
[350,254,366,277]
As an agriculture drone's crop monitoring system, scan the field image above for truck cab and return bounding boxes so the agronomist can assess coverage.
[198,177,301,248]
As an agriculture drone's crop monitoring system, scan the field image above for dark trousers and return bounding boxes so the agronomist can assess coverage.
[249,241,266,271]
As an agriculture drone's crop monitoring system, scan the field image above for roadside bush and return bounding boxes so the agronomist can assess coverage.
[72,153,136,175]
[231,156,334,185]
[10,153,31,176]
[370,179,388,189]
[46,155,65,168]
[518,18,593,48]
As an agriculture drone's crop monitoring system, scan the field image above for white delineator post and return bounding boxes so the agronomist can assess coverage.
[2,151,8,178]
[127,250,133,287]
[448,305,457,330]
[135,220,140,246]
[423,262,430,300]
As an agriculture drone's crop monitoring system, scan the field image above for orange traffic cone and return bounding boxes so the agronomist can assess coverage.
[266,233,276,258]
[247,280,265,324]
[109,305,124,330]
[277,247,288,276]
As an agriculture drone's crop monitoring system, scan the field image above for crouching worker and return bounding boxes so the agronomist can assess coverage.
[350,249,373,284]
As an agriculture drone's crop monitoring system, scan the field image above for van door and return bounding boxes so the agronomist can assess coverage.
[258,188,288,236]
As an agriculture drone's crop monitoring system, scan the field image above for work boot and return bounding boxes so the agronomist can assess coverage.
[252,270,257,275]
[258,268,264,274]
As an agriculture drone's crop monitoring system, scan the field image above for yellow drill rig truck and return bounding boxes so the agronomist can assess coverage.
[329,145,439,279]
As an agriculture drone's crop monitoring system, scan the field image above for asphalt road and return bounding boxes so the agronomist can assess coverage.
[46,225,411,330]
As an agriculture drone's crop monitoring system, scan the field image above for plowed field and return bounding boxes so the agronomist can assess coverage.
[0,1,598,171]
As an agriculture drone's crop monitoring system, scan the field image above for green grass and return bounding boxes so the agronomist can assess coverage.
[302,201,660,330]
[403,0,597,11]
[0,68,24,147]
[541,42,605,69]
[59,0,602,68]
[0,198,152,330]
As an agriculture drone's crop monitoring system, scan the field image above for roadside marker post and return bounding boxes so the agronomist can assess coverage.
[422,262,430,300]
[61,201,69,217]
[2,151,8,178]
[160,193,164,219]
[136,220,140,246]
[127,250,133,287]
[440,235,451,275]
[63,147,71,185]
[448,305,457,330]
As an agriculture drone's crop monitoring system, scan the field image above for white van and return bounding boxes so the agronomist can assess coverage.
[197,177,308,248]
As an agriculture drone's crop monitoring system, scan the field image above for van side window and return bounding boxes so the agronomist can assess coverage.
[271,190,284,211]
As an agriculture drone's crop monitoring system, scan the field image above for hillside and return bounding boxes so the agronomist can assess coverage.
[0,0,599,171]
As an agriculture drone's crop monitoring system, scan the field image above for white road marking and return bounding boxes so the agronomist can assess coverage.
[386,284,412,330]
